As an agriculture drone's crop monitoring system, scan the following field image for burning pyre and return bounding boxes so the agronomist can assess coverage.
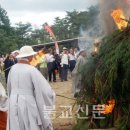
[111,9,128,30]
[99,0,130,34]
[75,0,130,129]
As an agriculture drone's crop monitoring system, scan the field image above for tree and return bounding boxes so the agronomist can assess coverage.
[0,28,18,54]
[66,10,91,37]
[0,6,17,54]
[14,22,33,47]
[0,5,99,54]
[51,6,99,40]
[0,5,10,27]
[52,17,70,40]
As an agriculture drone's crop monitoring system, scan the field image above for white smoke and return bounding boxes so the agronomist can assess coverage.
[78,0,130,55]
[78,8,104,56]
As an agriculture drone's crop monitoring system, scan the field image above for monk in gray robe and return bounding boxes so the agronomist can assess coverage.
[7,46,55,130]
[72,50,86,97]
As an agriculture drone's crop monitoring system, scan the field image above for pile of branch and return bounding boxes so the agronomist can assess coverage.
[73,27,130,129]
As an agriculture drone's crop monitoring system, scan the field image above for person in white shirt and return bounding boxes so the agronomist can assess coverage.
[46,48,56,82]
[74,47,79,60]
[39,49,48,80]
[60,47,69,81]
[68,49,76,72]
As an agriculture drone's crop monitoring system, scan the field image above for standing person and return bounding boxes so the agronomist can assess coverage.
[68,49,76,72]
[74,47,79,60]
[46,48,56,82]
[7,46,55,130]
[60,47,69,82]
[39,49,48,80]
[4,54,16,83]
[11,50,20,63]
[72,49,87,97]
[54,53,61,80]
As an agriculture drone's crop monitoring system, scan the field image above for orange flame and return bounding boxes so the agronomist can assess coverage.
[96,99,115,115]
[30,50,45,66]
[101,99,115,114]
[111,9,128,30]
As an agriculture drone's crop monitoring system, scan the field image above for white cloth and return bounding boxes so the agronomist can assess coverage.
[68,54,76,61]
[0,82,8,111]
[61,54,68,66]
[74,51,79,59]
[7,63,55,130]
[0,57,5,63]
[46,54,55,63]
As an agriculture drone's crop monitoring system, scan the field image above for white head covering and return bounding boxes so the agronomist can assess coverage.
[16,46,37,59]
[63,47,67,50]
[79,49,86,55]
[11,50,20,54]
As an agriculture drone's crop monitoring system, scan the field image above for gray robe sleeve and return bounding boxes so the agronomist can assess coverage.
[72,56,84,75]
[0,82,8,111]
[7,70,12,97]
[31,68,55,129]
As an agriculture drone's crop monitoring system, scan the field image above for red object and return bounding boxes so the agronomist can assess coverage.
[44,24,59,54]
[44,24,56,39]
[0,111,7,130]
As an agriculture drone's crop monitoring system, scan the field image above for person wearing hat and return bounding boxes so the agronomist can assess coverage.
[7,46,55,130]
[60,47,69,82]
[11,50,20,58]
[68,49,76,72]
[4,53,17,83]
[62,47,67,50]
[72,49,86,97]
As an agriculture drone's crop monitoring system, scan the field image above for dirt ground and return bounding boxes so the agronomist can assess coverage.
[50,78,76,130]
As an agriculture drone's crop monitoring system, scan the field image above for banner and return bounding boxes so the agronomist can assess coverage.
[44,24,59,54]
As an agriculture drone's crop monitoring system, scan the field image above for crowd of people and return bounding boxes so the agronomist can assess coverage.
[0,46,86,83]
[0,46,87,96]
[37,47,80,82]
[0,45,87,130]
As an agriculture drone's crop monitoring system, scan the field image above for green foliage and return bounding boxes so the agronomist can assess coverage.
[52,6,99,40]
[52,17,69,40]
[0,5,99,54]
[81,56,98,98]
[0,6,10,27]
[74,27,130,129]
[14,22,33,47]
[95,28,130,102]
[0,6,15,54]
[0,26,18,54]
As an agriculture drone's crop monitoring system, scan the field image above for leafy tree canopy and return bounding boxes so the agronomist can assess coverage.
[0,5,99,54]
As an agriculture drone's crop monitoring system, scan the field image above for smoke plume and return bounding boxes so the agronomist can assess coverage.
[78,0,130,54]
